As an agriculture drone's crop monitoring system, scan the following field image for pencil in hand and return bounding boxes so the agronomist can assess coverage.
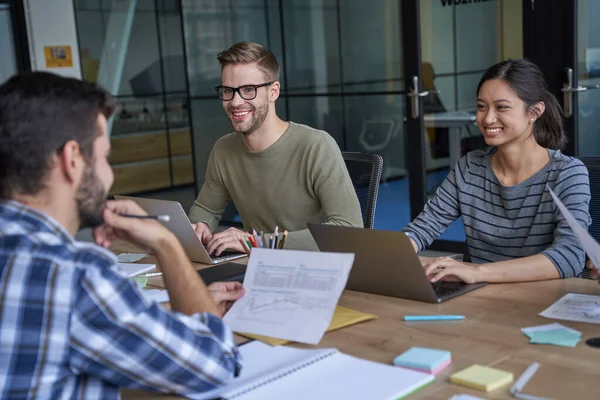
[119,214,170,222]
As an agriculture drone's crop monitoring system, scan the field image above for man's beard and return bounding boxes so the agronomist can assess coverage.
[231,102,269,136]
[76,164,107,229]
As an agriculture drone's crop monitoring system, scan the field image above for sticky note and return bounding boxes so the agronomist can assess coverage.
[130,276,147,288]
[450,364,513,392]
[521,324,582,347]
[393,347,451,373]
[527,329,581,347]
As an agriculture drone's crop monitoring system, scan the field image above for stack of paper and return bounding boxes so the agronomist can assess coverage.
[116,263,155,278]
[117,253,148,262]
[521,323,582,347]
[141,289,169,304]
[450,364,513,392]
[393,347,451,375]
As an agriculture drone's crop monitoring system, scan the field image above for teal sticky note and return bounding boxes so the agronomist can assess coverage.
[393,347,451,371]
[528,329,581,347]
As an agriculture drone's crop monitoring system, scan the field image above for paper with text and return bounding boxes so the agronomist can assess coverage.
[223,248,354,344]
[547,186,600,271]
[539,293,600,324]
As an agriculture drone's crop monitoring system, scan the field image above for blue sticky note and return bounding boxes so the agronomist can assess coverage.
[528,329,582,347]
[393,347,451,371]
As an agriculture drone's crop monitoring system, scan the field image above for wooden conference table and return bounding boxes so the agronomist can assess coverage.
[115,241,600,400]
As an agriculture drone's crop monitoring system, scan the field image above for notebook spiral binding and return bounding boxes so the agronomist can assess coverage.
[228,349,338,399]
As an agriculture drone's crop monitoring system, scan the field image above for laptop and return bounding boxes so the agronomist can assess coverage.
[114,196,247,264]
[307,224,487,303]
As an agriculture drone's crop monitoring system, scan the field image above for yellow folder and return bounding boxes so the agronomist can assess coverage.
[237,305,377,346]
[450,364,514,392]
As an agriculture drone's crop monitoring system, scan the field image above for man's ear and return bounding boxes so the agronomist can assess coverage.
[57,140,85,185]
[270,81,281,102]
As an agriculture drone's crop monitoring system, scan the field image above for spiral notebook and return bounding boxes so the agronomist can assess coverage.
[198,341,434,400]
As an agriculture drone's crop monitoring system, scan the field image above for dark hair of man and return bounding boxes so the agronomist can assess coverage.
[217,41,280,81]
[0,72,117,199]
[476,58,566,150]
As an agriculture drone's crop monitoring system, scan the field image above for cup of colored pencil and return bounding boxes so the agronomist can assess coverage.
[237,227,288,253]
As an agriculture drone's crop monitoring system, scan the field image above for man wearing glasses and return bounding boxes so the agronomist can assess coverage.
[189,42,362,254]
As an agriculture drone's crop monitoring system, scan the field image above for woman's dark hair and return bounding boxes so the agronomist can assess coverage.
[476,59,566,150]
[0,72,117,199]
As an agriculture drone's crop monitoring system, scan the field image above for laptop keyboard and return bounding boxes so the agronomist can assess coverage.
[432,282,466,298]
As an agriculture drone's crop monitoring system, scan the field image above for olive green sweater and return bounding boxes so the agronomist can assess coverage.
[189,122,363,250]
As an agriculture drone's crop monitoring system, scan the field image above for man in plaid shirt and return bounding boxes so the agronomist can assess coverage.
[0,72,244,399]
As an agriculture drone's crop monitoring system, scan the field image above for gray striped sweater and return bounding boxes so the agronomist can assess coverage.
[403,148,591,278]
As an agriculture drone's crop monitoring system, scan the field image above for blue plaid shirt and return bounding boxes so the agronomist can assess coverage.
[0,201,241,399]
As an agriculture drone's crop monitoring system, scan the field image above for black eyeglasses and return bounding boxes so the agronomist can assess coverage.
[215,82,273,101]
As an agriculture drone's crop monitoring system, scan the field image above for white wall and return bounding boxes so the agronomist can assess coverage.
[24,0,82,78]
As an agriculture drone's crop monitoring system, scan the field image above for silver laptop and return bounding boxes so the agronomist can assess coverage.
[114,196,247,264]
[308,224,486,303]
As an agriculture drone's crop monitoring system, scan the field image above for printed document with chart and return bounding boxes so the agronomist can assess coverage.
[223,248,354,344]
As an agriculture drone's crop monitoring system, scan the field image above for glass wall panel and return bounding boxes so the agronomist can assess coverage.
[282,0,341,95]
[74,0,194,195]
[0,3,17,84]
[577,0,600,156]
[340,0,403,93]
[182,0,282,97]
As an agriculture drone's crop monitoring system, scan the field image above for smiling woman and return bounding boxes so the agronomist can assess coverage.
[402,59,592,285]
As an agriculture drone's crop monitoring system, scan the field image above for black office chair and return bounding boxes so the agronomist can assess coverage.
[577,157,600,279]
[342,152,383,229]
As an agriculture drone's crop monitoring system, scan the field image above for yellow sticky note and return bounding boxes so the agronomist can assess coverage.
[450,364,513,392]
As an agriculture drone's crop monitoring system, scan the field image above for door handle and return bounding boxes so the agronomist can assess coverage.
[407,76,430,119]
[561,85,600,92]
[562,68,600,117]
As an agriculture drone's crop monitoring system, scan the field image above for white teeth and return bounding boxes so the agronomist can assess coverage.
[486,128,502,133]
[233,111,250,117]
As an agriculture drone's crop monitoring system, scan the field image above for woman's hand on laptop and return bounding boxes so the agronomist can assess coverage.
[423,257,483,284]
[207,281,245,317]
[192,222,213,244]
[207,227,248,256]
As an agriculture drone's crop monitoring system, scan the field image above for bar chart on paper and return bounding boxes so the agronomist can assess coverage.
[224,249,354,344]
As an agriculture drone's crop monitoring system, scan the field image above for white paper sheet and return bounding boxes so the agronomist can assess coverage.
[223,248,354,344]
[140,289,170,304]
[449,395,486,400]
[547,186,600,271]
[539,293,600,324]
[117,252,148,263]
[116,263,155,278]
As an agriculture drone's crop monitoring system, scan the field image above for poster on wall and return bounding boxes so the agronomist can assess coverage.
[43,45,73,68]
